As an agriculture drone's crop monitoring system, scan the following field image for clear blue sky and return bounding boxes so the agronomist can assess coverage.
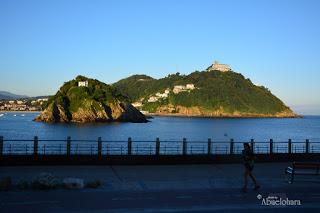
[0,0,319,114]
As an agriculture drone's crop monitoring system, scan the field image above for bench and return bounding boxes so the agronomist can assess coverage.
[285,162,320,183]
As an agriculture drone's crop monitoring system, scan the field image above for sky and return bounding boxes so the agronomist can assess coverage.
[0,0,319,114]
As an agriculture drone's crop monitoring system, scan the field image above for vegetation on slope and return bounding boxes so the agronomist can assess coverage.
[113,71,296,116]
[36,76,146,123]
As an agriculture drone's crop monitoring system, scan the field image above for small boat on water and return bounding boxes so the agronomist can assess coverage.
[13,114,17,117]
[21,114,25,116]
[0,114,4,117]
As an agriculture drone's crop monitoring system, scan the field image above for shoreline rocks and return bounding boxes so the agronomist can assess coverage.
[35,101,148,123]
[144,105,299,118]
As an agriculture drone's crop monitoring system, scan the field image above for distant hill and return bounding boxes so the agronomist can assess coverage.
[114,66,297,118]
[35,75,147,123]
[0,91,28,100]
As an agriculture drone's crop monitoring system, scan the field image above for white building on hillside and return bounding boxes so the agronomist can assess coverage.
[173,85,186,94]
[186,84,195,90]
[155,92,168,98]
[173,84,195,94]
[78,81,88,87]
[148,96,159,102]
[132,102,142,107]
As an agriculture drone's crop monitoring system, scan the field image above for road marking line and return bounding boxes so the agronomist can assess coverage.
[110,165,123,182]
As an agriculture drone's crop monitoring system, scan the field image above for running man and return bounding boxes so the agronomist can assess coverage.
[242,143,260,192]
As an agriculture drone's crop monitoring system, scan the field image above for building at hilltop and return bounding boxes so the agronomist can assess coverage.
[206,61,231,72]
[78,81,88,87]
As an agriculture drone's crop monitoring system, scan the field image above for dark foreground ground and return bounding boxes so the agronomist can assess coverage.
[1,163,320,212]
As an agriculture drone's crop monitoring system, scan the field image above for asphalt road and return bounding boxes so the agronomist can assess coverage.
[1,187,319,213]
[1,163,320,212]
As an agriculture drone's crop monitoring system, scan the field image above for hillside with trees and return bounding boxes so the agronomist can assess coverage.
[35,76,147,123]
[113,70,297,117]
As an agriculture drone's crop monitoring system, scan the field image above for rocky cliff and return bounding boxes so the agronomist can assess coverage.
[147,105,297,118]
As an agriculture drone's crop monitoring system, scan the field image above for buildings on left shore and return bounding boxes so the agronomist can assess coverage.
[0,98,48,111]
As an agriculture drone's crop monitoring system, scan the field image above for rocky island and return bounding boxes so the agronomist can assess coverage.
[114,61,298,118]
[35,76,147,123]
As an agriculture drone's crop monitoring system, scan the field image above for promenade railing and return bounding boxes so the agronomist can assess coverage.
[0,136,319,156]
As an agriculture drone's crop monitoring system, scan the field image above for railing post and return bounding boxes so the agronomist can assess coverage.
[67,136,71,156]
[33,136,38,158]
[305,139,309,154]
[230,139,234,154]
[128,137,132,155]
[250,139,254,152]
[207,138,212,155]
[269,139,273,154]
[156,137,160,155]
[288,139,292,154]
[0,136,3,156]
[98,137,102,158]
[183,138,187,155]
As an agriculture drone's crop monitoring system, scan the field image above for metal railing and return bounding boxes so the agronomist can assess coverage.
[0,136,319,156]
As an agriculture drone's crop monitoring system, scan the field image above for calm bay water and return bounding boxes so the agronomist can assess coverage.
[0,112,320,142]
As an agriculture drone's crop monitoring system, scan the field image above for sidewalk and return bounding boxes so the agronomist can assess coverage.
[1,162,320,212]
